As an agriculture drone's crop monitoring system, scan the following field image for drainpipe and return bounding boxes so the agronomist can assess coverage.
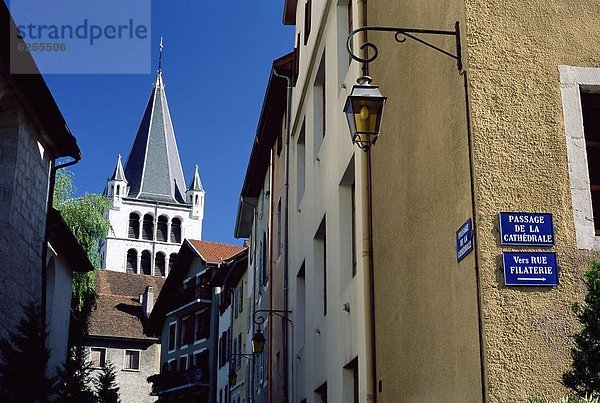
[356,0,377,401]
[272,67,292,403]
[41,155,80,349]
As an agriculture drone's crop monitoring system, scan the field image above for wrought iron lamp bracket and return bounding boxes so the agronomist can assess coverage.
[253,309,293,326]
[230,353,255,363]
[347,21,463,73]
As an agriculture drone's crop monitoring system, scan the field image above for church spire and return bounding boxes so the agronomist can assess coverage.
[122,41,187,204]
[188,165,204,192]
[109,154,127,182]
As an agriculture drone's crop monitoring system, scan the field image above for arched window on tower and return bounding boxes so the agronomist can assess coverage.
[169,253,178,272]
[142,214,154,240]
[126,249,138,274]
[157,216,168,242]
[128,213,140,239]
[171,218,182,243]
[141,250,151,275]
[155,252,166,276]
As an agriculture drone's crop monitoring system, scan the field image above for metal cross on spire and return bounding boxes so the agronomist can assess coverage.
[158,36,164,72]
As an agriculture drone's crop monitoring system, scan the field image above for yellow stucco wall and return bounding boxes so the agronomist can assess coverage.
[369,0,600,402]
[464,1,600,401]
[368,2,484,402]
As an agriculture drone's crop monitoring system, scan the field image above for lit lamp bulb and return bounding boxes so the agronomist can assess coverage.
[356,105,371,143]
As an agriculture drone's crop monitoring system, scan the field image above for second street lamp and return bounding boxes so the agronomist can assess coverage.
[251,328,266,355]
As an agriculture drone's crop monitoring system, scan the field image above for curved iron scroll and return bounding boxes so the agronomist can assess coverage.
[347,21,462,72]
[253,309,292,326]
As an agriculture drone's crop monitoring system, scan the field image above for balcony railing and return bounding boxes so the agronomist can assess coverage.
[177,285,212,305]
[148,367,209,395]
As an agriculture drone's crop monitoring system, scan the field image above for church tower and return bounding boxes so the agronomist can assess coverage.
[100,55,204,276]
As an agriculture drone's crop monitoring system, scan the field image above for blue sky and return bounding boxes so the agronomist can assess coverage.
[41,1,294,245]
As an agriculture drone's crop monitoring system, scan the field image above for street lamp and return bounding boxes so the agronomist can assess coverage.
[228,368,238,386]
[228,353,255,386]
[251,309,292,356]
[251,328,266,354]
[343,76,387,150]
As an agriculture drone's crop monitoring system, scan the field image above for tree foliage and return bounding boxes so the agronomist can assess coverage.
[94,361,120,403]
[563,261,600,397]
[0,302,55,403]
[52,169,111,343]
[55,345,94,403]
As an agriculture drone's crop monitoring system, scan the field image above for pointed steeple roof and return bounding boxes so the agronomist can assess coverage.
[109,154,127,182]
[123,68,187,204]
[188,165,204,192]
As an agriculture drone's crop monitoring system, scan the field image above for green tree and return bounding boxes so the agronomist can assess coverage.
[55,345,94,403]
[53,169,111,343]
[0,302,55,403]
[94,361,120,403]
[563,261,600,397]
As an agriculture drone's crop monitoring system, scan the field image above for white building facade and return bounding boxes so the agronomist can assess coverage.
[100,68,205,276]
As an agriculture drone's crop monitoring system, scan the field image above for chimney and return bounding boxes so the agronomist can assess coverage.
[143,286,154,318]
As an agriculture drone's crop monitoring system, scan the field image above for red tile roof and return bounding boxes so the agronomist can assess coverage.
[187,239,246,264]
[88,270,165,340]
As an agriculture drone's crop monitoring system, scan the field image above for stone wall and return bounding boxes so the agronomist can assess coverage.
[0,77,52,341]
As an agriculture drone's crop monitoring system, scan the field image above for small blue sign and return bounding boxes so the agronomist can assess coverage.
[502,252,558,286]
[456,219,473,262]
[499,212,554,246]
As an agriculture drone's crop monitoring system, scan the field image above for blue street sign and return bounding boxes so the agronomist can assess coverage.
[456,219,473,262]
[502,252,558,286]
[499,212,554,246]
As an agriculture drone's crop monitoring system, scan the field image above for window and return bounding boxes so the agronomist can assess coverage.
[297,121,306,205]
[261,233,268,285]
[315,382,328,403]
[277,199,282,258]
[304,0,312,45]
[124,350,140,371]
[171,218,182,243]
[157,215,168,242]
[142,214,154,240]
[559,66,600,249]
[179,354,188,371]
[90,348,106,368]
[581,92,600,234]
[180,316,191,347]
[314,54,326,155]
[154,252,166,276]
[314,216,327,316]
[344,357,359,403]
[126,249,137,274]
[238,282,244,314]
[219,330,230,368]
[168,322,177,352]
[168,359,176,371]
[140,250,151,275]
[337,0,353,83]
[195,311,209,341]
[128,213,140,239]
[340,157,356,283]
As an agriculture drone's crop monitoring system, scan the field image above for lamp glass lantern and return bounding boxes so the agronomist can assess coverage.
[228,369,238,386]
[343,76,387,149]
[252,329,266,355]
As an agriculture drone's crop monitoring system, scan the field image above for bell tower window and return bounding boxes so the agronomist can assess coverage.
[157,216,168,242]
[126,249,138,274]
[155,253,166,276]
[128,213,140,239]
[171,218,182,243]
[142,214,154,240]
[141,250,151,275]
